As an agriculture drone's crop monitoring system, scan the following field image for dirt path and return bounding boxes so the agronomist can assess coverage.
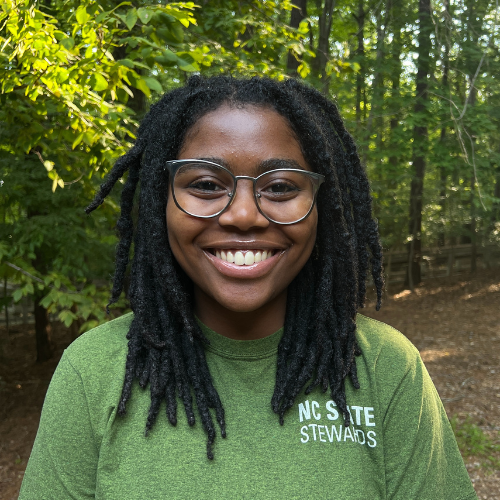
[0,270,499,499]
[364,269,500,499]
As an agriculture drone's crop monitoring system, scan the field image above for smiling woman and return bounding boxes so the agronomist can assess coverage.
[168,105,318,328]
[19,76,477,499]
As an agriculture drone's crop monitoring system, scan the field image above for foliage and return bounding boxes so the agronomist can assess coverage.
[450,415,500,470]
[283,0,500,256]
[0,0,204,190]
[0,153,127,332]
[188,0,314,78]
[0,0,311,335]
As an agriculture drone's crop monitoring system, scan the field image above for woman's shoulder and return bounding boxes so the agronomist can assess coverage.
[354,314,433,417]
[355,313,421,374]
[63,312,133,375]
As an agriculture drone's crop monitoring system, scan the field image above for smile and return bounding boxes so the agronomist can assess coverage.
[203,247,284,279]
[211,249,275,266]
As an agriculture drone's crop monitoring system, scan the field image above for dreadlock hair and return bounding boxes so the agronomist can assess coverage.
[86,75,384,460]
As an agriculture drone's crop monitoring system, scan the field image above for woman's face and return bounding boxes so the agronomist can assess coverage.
[166,104,318,321]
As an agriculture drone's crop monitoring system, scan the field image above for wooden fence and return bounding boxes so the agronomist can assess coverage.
[383,244,500,285]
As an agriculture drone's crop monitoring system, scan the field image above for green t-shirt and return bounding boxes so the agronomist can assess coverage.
[20,313,477,500]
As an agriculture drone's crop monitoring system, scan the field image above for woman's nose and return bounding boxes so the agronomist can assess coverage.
[218,179,269,231]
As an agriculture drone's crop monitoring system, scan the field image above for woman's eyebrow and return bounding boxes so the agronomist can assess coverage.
[190,157,306,174]
[195,156,230,169]
[257,158,305,174]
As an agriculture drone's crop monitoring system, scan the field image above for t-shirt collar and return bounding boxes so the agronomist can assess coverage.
[196,318,284,360]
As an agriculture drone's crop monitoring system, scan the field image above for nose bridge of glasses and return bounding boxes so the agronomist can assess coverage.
[217,175,269,228]
[230,176,259,205]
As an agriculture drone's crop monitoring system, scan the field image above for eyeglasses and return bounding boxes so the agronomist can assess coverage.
[165,159,325,225]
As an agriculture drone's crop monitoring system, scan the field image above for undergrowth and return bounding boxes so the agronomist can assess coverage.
[451,415,500,471]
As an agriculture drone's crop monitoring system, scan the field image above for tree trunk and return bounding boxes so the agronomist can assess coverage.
[313,0,336,94]
[464,0,480,271]
[365,0,391,147]
[491,163,500,231]
[437,153,447,247]
[437,0,450,248]
[406,0,432,289]
[387,0,403,175]
[354,0,365,130]
[3,277,8,335]
[34,291,52,362]
[470,175,477,272]
[286,0,308,75]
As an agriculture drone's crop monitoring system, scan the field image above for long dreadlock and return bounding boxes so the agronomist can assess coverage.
[86,76,384,460]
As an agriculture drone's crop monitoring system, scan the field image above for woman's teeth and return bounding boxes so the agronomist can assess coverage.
[214,250,274,266]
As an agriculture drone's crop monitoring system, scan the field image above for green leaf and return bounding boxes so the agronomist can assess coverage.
[96,11,108,24]
[72,133,84,149]
[135,78,151,98]
[155,12,176,24]
[89,73,108,91]
[56,69,69,84]
[53,31,66,41]
[43,160,54,172]
[177,55,199,72]
[120,58,135,68]
[83,131,95,145]
[297,63,310,79]
[40,295,52,308]
[75,7,89,25]
[143,77,162,93]
[156,24,184,43]
[12,289,23,302]
[154,49,178,67]
[178,62,198,72]
[60,37,75,50]
[137,8,153,25]
[124,8,138,31]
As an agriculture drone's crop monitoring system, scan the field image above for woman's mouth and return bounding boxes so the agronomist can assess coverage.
[203,247,284,278]
[210,249,276,266]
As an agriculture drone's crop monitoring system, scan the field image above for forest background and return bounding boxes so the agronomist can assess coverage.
[0,0,500,496]
[0,0,499,371]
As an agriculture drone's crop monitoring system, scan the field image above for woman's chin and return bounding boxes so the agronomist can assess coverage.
[209,295,274,314]
[195,285,286,316]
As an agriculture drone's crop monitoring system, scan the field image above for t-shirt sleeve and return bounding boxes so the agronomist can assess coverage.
[381,349,477,500]
[19,352,98,499]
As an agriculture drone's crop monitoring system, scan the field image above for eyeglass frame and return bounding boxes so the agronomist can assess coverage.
[165,159,325,226]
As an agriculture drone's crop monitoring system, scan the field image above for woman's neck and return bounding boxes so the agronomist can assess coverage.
[193,287,287,340]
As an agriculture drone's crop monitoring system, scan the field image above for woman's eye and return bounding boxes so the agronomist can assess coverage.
[265,183,299,194]
[189,180,224,192]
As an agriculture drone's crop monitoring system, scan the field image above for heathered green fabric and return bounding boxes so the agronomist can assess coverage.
[20,313,477,500]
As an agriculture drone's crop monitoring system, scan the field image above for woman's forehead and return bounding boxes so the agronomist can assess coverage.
[178,104,310,174]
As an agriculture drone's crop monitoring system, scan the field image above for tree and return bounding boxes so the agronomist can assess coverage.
[0,0,205,360]
[0,0,313,360]
[406,0,432,289]
[286,0,309,75]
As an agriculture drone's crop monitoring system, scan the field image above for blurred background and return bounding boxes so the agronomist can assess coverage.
[0,0,499,498]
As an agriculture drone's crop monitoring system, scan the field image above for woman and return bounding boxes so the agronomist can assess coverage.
[20,76,476,499]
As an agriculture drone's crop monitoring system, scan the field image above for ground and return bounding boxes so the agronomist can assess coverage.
[363,269,500,500]
[0,270,499,499]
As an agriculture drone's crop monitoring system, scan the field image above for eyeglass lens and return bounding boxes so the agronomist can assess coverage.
[172,162,318,224]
